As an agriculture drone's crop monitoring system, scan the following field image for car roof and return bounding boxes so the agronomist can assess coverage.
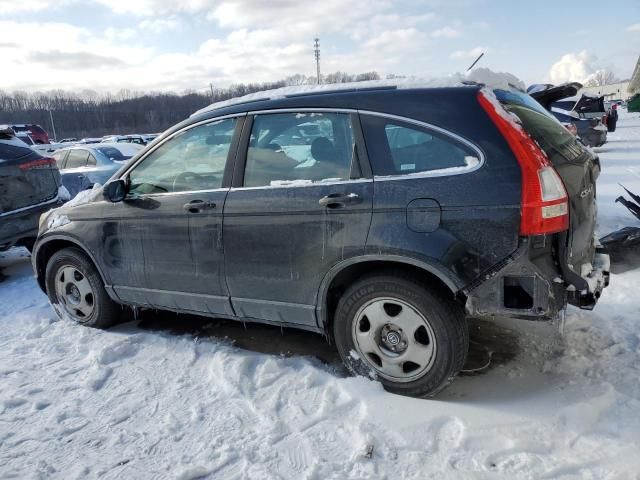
[190,85,483,121]
[187,71,528,118]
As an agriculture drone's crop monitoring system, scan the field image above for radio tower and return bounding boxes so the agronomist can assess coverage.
[314,37,321,84]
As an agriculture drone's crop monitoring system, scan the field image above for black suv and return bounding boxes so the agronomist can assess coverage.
[32,85,609,397]
[1,126,62,252]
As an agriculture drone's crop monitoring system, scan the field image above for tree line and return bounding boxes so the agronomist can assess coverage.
[0,72,380,141]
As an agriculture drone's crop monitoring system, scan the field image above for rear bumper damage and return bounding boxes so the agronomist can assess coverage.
[463,239,610,320]
[566,251,610,310]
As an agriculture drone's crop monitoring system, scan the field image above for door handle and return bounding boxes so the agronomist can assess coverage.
[318,193,360,209]
[183,199,216,213]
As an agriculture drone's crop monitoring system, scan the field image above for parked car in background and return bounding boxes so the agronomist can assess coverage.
[52,142,143,199]
[9,124,50,144]
[77,138,103,144]
[59,138,78,143]
[101,134,147,145]
[16,132,36,146]
[528,83,607,147]
[0,126,62,252]
[32,142,67,155]
[33,84,609,398]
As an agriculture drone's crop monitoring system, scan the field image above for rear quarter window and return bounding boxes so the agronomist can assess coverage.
[360,115,480,177]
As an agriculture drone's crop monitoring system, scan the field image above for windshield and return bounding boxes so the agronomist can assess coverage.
[494,89,587,163]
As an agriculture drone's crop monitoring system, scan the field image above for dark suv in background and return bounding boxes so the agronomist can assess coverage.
[32,85,609,397]
[0,126,62,252]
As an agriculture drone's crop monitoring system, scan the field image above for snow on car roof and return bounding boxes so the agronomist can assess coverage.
[192,68,526,117]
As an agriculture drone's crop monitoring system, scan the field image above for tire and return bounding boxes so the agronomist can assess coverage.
[333,274,468,398]
[45,247,120,328]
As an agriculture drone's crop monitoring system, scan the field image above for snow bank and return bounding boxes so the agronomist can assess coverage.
[193,67,526,116]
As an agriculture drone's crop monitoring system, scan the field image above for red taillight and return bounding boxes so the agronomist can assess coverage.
[19,157,56,170]
[477,90,569,236]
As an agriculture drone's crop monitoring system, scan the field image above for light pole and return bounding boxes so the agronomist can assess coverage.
[314,37,321,84]
[48,110,57,142]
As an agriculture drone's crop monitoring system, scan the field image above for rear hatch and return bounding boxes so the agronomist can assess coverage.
[0,136,60,215]
[493,90,600,284]
[528,82,582,110]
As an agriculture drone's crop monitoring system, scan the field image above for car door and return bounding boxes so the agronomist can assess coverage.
[223,111,373,328]
[103,115,243,315]
[60,148,91,197]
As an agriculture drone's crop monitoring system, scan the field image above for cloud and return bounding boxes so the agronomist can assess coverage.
[548,51,607,84]
[431,26,462,38]
[450,46,488,59]
[104,27,137,40]
[0,0,49,14]
[0,2,483,92]
[28,50,127,69]
[91,0,211,16]
[138,17,182,33]
[0,20,152,90]
[627,23,640,32]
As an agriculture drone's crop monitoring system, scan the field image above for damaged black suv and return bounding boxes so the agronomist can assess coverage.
[32,84,609,397]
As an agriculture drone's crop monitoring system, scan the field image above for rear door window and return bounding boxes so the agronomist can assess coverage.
[243,112,356,187]
[65,149,89,168]
[87,153,97,166]
[360,115,479,176]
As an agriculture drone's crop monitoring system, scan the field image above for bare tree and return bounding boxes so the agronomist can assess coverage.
[584,69,619,87]
[0,71,381,139]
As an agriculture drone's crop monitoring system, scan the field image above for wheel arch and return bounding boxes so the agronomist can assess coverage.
[316,255,463,338]
[34,235,112,297]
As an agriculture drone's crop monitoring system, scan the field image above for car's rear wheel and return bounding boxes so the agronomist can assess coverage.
[333,274,468,398]
[45,247,120,328]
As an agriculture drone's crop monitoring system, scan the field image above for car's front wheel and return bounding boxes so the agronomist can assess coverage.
[45,247,120,328]
[333,274,468,398]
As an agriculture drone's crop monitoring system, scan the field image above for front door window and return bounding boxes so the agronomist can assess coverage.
[128,118,237,194]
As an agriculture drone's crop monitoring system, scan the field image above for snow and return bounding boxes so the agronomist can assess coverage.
[1,110,640,478]
[193,68,525,116]
[63,182,102,208]
[47,214,70,230]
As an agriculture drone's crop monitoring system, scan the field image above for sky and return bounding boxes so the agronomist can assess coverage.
[0,0,638,94]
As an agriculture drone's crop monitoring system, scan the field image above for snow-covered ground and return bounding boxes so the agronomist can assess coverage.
[1,111,640,479]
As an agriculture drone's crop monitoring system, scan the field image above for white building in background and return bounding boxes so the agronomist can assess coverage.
[580,56,640,101]
[581,81,630,100]
[628,56,640,95]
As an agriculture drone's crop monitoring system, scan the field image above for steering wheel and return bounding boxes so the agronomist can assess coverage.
[172,171,206,191]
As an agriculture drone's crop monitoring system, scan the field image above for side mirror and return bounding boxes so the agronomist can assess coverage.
[103,178,127,203]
